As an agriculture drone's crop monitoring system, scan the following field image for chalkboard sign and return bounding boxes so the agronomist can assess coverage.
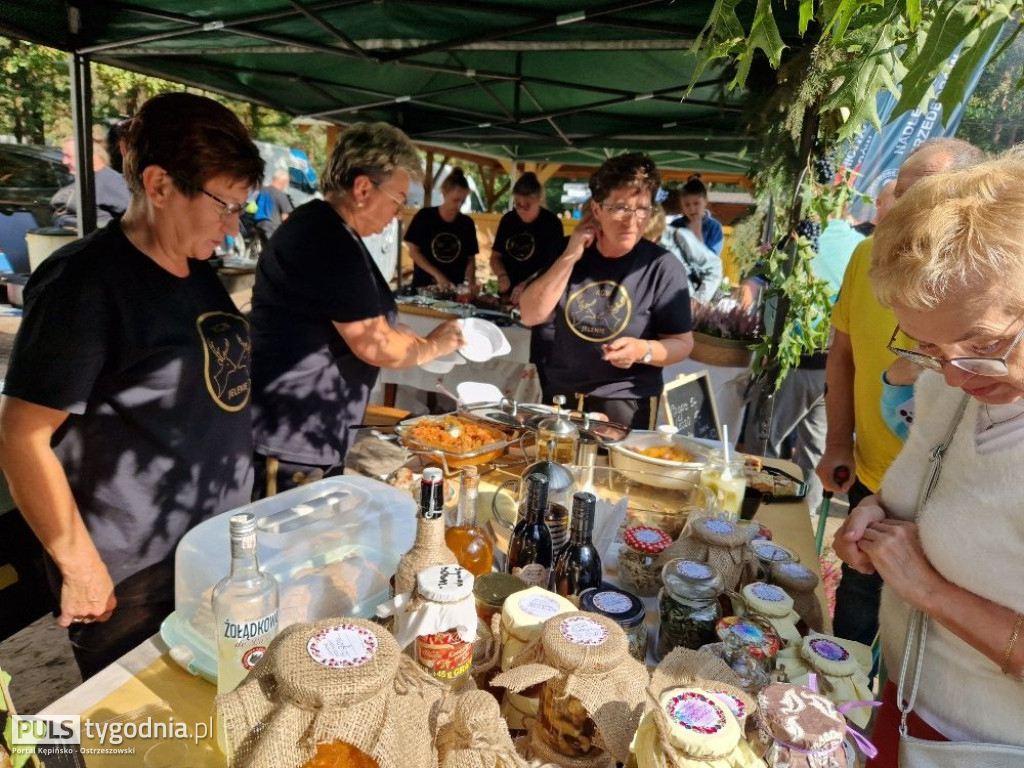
[658,371,721,440]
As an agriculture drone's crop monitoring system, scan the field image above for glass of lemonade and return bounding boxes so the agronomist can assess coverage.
[701,454,747,521]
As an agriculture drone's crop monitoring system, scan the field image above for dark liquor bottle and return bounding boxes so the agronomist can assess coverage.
[506,472,553,587]
[552,491,603,600]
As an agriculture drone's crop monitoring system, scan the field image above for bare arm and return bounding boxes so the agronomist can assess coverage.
[490,251,511,294]
[0,396,116,626]
[817,328,857,492]
[518,217,597,326]
[334,315,463,369]
[406,242,453,290]
[465,253,477,288]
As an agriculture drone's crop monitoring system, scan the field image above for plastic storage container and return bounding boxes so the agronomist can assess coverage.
[162,476,417,682]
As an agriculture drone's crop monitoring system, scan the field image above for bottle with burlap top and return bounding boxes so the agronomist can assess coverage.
[754,683,852,768]
[216,617,441,768]
[492,612,648,768]
[436,689,537,768]
[656,515,751,591]
[775,634,875,729]
[768,561,824,633]
[395,467,458,596]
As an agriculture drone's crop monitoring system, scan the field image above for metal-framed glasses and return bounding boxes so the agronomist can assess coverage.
[372,181,406,213]
[196,187,247,218]
[598,202,653,222]
[887,322,1024,376]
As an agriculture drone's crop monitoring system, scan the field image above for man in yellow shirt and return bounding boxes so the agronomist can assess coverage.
[818,138,985,645]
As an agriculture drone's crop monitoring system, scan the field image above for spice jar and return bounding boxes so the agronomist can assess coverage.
[657,514,752,591]
[579,586,648,662]
[657,559,725,660]
[746,540,798,585]
[739,582,802,645]
[619,525,673,596]
[776,634,875,728]
[768,560,824,633]
[755,683,853,768]
[716,616,781,674]
[473,572,527,625]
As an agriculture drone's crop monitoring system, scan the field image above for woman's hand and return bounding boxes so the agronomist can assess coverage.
[426,319,465,357]
[833,499,886,574]
[565,215,598,261]
[859,519,945,611]
[434,275,455,292]
[58,557,117,627]
[601,337,644,369]
[816,444,857,493]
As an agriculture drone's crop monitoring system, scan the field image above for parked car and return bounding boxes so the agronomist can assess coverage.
[0,143,71,272]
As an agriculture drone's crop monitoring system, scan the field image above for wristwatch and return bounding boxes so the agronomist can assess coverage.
[642,341,653,364]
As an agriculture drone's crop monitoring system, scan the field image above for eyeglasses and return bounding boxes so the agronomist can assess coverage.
[887,321,1024,376]
[598,202,653,222]
[197,187,247,218]
[372,181,406,213]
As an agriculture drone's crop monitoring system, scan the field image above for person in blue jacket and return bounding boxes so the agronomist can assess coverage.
[672,175,724,256]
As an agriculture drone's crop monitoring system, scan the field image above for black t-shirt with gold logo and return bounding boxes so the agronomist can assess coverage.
[492,207,565,288]
[546,238,692,398]
[4,222,254,585]
[404,206,479,287]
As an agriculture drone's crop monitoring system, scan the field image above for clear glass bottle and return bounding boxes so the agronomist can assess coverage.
[445,466,494,577]
[552,491,603,600]
[394,467,458,595]
[213,512,280,696]
[506,472,553,587]
[700,451,747,522]
[536,394,579,465]
[656,559,724,660]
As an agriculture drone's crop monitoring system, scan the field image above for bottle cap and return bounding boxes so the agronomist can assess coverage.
[416,564,474,603]
[579,586,645,628]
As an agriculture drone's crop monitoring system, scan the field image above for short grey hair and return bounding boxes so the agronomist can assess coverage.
[321,122,423,194]
[906,137,986,171]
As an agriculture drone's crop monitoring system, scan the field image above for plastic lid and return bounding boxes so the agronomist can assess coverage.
[623,525,673,554]
[662,558,724,601]
[579,586,645,628]
[416,565,474,603]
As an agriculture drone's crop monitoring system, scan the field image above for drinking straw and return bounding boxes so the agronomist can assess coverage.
[721,423,733,478]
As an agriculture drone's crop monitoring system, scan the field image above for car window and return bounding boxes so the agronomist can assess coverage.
[0,149,66,188]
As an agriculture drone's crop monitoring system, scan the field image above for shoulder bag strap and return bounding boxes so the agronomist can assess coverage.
[895,392,970,735]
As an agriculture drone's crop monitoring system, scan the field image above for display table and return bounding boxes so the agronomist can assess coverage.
[39,460,825,767]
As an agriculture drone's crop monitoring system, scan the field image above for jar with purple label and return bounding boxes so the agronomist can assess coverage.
[579,586,648,662]
[748,539,798,585]
[656,559,724,660]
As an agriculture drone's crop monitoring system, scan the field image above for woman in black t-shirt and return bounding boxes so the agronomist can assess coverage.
[250,123,464,498]
[404,167,479,290]
[518,153,694,429]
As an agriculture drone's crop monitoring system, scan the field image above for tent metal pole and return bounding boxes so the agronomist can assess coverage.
[69,51,97,237]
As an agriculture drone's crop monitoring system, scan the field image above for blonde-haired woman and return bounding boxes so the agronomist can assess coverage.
[249,122,463,497]
[405,167,479,291]
[833,149,1024,763]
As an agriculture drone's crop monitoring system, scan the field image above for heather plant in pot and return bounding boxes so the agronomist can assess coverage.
[689,298,762,368]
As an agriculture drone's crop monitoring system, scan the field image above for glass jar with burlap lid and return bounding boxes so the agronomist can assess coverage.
[737,583,802,646]
[768,561,823,633]
[744,541,797,586]
[754,683,857,768]
[775,634,875,729]
[648,647,756,732]
[656,515,751,590]
[436,689,548,768]
[217,617,441,768]
[492,612,648,767]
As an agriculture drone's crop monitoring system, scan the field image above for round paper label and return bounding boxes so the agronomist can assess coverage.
[809,637,850,662]
[559,616,609,646]
[754,543,791,561]
[665,691,727,735]
[592,590,632,614]
[750,583,788,602]
[676,561,713,580]
[703,519,735,535]
[712,691,747,721]
[518,593,562,619]
[307,623,378,669]
[778,561,810,579]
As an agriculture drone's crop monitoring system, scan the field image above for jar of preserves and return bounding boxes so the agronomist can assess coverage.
[579,586,648,663]
[618,525,673,596]
[740,581,802,645]
[716,616,781,674]
[747,540,798,585]
[473,572,527,625]
[656,559,725,660]
[769,560,824,633]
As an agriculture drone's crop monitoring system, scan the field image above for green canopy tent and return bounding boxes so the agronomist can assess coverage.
[2,0,805,226]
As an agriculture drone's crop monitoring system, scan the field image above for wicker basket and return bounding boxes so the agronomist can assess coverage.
[689,331,754,368]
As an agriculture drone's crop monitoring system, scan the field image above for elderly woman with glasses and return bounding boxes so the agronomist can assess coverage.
[249,123,463,498]
[0,93,264,678]
[833,151,1024,763]
[518,153,693,428]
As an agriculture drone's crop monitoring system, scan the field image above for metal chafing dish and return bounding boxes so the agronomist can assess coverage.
[458,398,631,446]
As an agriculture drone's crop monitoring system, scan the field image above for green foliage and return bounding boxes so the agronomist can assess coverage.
[958,25,1024,152]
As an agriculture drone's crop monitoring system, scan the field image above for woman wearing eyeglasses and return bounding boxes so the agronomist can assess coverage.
[833,151,1024,762]
[518,153,693,429]
[249,123,463,498]
[404,167,479,292]
[0,93,263,678]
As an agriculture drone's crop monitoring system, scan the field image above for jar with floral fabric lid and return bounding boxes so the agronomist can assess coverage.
[657,559,725,660]
[739,582,802,646]
[657,515,752,590]
[768,560,823,633]
[776,634,875,729]
[493,613,648,768]
[716,616,781,674]
[579,585,648,662]
[745,541,797,586]
[619,525,673,596]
